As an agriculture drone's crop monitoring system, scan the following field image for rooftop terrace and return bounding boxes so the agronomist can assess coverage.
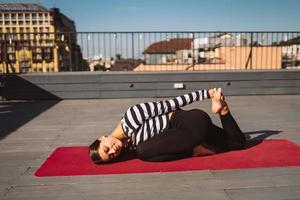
[0,94,300,199]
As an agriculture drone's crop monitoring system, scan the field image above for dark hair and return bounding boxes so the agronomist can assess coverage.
[88,139,102,164]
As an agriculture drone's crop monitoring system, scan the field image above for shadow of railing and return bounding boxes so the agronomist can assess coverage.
[0,74,61,140]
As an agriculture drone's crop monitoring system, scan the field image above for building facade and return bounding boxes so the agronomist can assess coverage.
[0,3,85,73]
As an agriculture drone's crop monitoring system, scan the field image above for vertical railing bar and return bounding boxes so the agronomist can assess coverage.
[271,32,273,69]
[147,32,150,71]
[97,33,100,62]
[143,32,146,70]
[92,32,95,65]
[192,32,195,71]
[265,32,268,70]
[80,33,83,71]
[131,32,134,61]
[68,32,72,71]
[275,32,278,69]
[75,32,79,71]
[103,33,106,62]
[86,33,89,70]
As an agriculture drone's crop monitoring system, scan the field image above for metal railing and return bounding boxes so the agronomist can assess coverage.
[1,31,300,73]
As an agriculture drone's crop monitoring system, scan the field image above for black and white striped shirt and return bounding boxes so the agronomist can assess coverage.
[121,89,210,147]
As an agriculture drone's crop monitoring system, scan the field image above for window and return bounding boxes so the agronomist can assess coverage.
[25,14,30,20]
[18,13,23,19]
[44,13,49,20]
[9,54,15,60]
[32,13,37,20]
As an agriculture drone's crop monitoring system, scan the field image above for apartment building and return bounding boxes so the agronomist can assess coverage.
[0,3,85,73]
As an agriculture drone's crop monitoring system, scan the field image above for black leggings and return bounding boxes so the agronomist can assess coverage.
[136,109,246,162]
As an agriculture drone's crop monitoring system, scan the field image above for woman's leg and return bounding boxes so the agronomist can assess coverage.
[219,110,246,150]
[209,89,246,150]
[137,109,213,161]
[136,128,194,162]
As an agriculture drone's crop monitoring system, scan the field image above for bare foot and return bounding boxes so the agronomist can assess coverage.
[211,88,223,114]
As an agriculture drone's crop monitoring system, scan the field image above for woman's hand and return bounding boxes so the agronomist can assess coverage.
[111,122,128,140]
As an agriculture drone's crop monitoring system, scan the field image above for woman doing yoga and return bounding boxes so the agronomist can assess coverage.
[89,88,246,163]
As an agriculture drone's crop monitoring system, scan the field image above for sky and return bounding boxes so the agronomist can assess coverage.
[2,0,300,32]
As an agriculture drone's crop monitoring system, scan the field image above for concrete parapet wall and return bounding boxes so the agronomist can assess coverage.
[1,70,300,100]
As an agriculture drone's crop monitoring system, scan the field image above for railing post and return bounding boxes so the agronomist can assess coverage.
[4,33,8,74]
[245,32,253,70]
[192,32,195,70]
[68,32,72,72]
[250,32,253,69]
[131,32,135,60]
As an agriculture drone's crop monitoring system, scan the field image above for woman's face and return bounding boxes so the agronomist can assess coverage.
[98,135,124,162]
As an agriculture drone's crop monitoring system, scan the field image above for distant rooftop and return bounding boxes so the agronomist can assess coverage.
[144,38,193,54]
[0,3,48,12]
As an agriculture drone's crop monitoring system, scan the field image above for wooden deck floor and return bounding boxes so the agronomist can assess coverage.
[1,95,300,200]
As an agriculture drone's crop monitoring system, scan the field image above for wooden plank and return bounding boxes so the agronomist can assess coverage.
[211,167,300,179]
[5,86,299,99]
[224,87,300,95]
[99,71,300,83]
[226,186,300,200]
[99,90,156,98]
[51,91,100,99]
[20,74,100,84]
[5,79,300,93]
[0,95,300,200]
[3,83,99,92]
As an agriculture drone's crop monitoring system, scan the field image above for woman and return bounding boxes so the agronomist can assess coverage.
[89,88,246,163]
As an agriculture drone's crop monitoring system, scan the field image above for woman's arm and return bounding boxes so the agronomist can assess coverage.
[121,89,211,137]
[110,121,128,140]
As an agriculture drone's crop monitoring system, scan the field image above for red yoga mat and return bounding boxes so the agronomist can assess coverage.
[35,139,300,177]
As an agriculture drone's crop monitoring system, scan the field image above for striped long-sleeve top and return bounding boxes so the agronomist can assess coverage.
[121,89,210,148]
